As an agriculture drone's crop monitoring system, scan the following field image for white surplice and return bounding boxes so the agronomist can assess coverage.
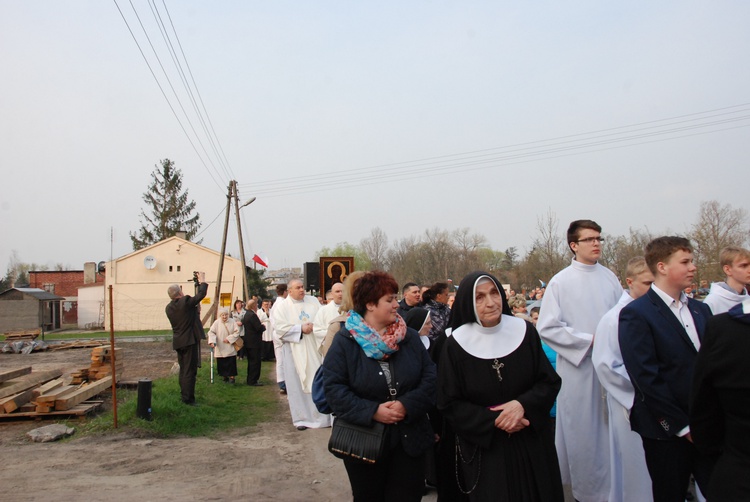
[257,308,272,342]
[703,282,748,314]
[592,291,653,502]
[273,295,331,428]
[537,259,622,502]
[270,297,285,383]
[313,301,341,343]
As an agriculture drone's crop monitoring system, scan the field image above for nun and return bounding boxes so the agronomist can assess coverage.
[437,271,563,501]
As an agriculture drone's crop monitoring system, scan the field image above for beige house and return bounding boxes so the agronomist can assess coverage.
[104,236,245,331]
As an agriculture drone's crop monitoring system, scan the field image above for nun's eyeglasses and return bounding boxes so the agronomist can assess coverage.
[575,237,605,244]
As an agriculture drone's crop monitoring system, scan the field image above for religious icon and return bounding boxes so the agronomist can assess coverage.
[319,256,354,296]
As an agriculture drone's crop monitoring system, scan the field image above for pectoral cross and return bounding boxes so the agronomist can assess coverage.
[491,359,504,382]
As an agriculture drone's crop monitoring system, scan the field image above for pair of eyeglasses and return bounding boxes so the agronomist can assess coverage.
[575,237,605,244]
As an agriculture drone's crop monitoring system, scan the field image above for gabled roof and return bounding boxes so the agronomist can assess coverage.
[3,288,65,301]
[113,236,241,264]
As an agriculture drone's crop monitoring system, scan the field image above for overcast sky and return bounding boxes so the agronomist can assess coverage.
[1,1,748,275]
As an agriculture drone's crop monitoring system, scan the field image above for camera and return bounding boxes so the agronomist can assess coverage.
[192,271,200,287]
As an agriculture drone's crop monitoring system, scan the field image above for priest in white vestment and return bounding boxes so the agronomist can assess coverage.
[537,220,623,502]
[313,282,343,342]
[592,257,654,502]
[273,279,331,429]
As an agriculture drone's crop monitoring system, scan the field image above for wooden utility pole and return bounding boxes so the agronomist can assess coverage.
[108,285,118,428]
[233,181,251,302]
[212,182,233,323]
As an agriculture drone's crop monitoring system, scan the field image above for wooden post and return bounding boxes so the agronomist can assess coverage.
[233,181,251,302]
[108,285,118,428]
[212,182,233,323]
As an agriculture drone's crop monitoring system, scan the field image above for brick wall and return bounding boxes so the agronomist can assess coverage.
[28,270,104,297]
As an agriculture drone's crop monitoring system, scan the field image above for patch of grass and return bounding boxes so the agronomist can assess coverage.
[44,330,172,340]
[76,360,280,438]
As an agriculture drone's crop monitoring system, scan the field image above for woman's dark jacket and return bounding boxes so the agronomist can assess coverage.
[323,326,437,457]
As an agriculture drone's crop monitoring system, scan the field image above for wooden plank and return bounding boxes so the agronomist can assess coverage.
[0,400,103,421]
[0,370,63,400]
[34,385,75,403]
[0,367,32,384]
[3,328,41,336]
[32,378,64,398]
[0,388,37,413]
[55,377,112,411]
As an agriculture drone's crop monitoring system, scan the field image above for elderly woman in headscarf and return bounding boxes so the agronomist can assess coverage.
[437,271,563,501]
[208,307,241,384]
[323,271,437,502]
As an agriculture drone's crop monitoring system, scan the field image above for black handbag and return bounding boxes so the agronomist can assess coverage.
[328,419,386,464]
[327,360,396,465]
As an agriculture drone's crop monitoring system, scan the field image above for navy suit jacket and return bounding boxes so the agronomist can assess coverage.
[618,288,712,439]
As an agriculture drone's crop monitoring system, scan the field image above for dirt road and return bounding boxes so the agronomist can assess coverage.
[0,341,440,501]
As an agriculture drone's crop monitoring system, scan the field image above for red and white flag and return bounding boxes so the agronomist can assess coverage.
[252,254,269,268]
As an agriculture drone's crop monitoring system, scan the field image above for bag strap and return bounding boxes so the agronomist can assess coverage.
[386,360,397,401]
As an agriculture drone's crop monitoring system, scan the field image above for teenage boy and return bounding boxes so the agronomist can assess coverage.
[537,219,623,502]
[592,257,655,502]
[703,246,750,314]
[619,236,714,502]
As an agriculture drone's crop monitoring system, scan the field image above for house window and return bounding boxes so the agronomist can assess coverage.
[43,283,55,294]
[177,266,181,272]
[169,266,173,272]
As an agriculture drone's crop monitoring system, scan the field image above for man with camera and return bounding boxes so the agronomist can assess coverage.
[166,271,208,406]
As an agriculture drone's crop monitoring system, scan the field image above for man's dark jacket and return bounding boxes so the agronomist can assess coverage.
[241,309,266,349]
[165,283,208,350]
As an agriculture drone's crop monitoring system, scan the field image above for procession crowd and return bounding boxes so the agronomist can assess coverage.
[165,219,750,502]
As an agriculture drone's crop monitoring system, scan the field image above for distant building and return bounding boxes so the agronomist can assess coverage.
[28,267,104,326]
[103,236,245,331]
[0,288,65,333]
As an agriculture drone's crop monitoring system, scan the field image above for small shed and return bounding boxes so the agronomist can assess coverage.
[0,288,65,333]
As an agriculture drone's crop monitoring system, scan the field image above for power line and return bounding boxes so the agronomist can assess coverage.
[243,121,749,199]
[160,0,235,178]
[148,0,235,181]
[238,104,750,197]
[113,0,229,192]
[125,0,227,183]
[193,204,227,238]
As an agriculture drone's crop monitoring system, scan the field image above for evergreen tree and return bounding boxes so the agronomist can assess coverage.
[130,159,201,250]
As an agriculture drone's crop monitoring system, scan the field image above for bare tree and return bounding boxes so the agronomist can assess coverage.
[360,227,390,270]
[387,236,423,286]
[599,228,653,283]
[533,208,569,275]
[690,200,750,282]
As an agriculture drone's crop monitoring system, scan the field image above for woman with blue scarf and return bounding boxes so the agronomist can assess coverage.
[323,271,437,502]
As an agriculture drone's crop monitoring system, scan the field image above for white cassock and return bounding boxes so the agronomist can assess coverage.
[313,301,341,342]
[273,295,332,428]
[270,297,285,384]
[258,309,272,342]
[537,259,622,502]
[592,291,653,502]
[703,282,748,314]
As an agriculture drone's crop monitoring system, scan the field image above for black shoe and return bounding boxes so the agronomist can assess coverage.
[183,401,199,407]
[296,425,308,431]
[280,389,287,395]
[248,382,264,386]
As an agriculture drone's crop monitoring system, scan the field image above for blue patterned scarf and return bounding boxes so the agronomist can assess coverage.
[345,310,406,360]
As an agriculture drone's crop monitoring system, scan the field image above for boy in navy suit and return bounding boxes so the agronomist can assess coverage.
[619,236,714,502]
